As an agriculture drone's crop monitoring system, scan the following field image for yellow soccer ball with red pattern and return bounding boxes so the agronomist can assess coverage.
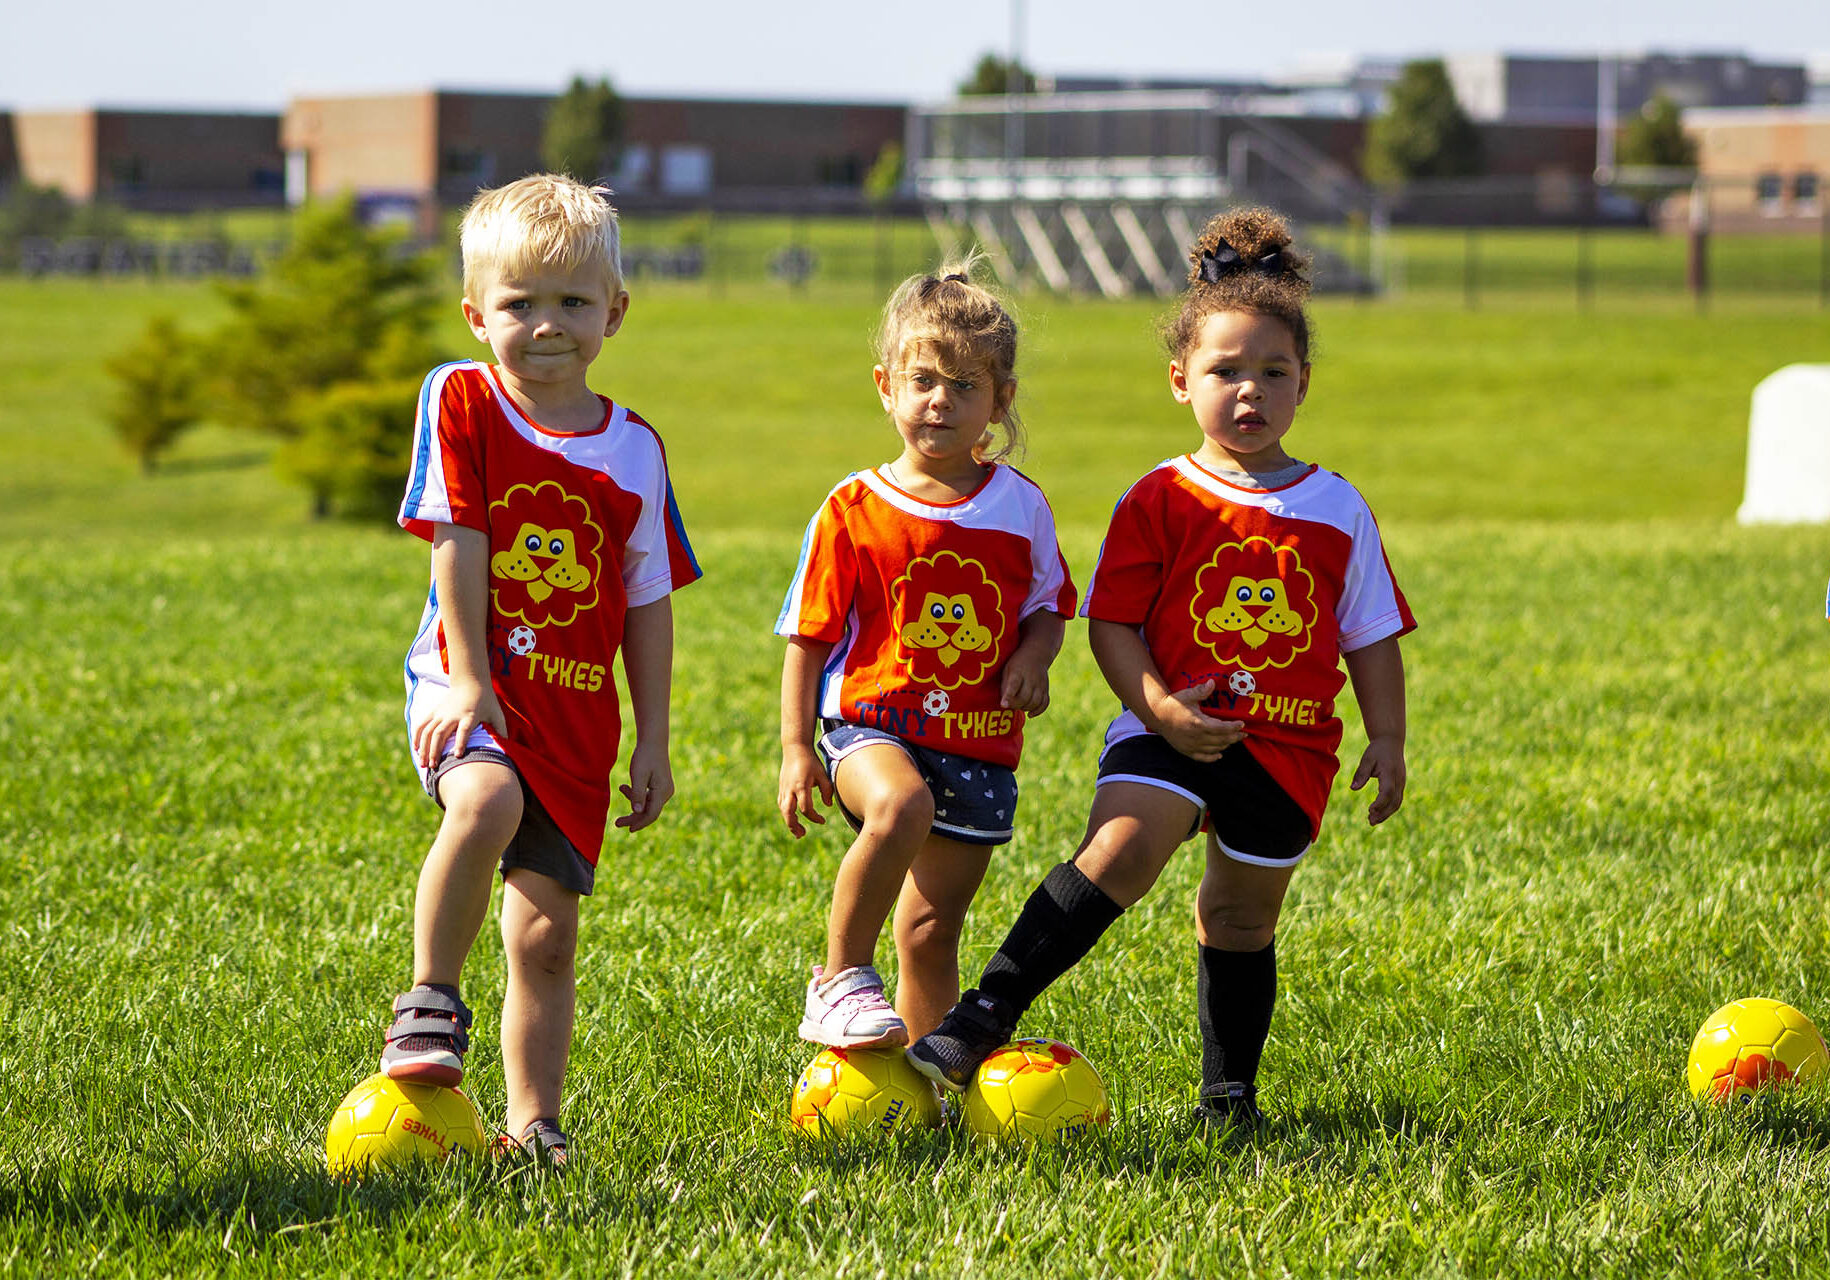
[790,1046,942,1138]
[325,1073,487,1175]
[963,1037,1111,1143]
[1687,998,1829,1103]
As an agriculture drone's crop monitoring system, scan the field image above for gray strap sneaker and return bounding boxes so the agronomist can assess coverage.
[380,985,472,1088]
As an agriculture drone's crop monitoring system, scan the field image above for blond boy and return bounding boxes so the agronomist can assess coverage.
[387,174,700,1162]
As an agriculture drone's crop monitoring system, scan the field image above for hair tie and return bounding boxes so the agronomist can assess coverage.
[1198,238,1287,284]
[942,272,968,283]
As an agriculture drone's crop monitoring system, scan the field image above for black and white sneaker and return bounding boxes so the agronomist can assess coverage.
[1194,1082,1265,1135]
[905,989,1015,1092]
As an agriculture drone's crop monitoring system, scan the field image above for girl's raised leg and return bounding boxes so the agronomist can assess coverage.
[892,835,993,1040]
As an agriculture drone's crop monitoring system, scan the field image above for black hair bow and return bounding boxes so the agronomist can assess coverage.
[1198,239,1286,284]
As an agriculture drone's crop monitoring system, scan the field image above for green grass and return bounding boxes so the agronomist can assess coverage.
[5,268,1830,1276]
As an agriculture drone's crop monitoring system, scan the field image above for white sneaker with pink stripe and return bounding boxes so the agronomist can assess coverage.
[798,963,908,1048]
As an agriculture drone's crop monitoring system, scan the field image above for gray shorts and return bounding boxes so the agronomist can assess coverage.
[426,748,594,896]
[817,720,1018,847]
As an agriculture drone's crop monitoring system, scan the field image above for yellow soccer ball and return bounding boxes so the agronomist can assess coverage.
[1687,998,1829,1103]
[790,1046,942,1138]
[325,1073,487,1175]
[963,1037,1111,1143]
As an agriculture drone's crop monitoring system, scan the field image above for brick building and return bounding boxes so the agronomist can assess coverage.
[1676,106,1829,231]
[281,89,907,226]
[8,108,283,209]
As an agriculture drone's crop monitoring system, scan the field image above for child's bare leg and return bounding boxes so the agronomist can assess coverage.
[499,867,580,1137]
[908,783,1198,1088]
[414,760,522,986]
[892,836,992,1040]
[1194,840,1295,952]
[1071,781,1200,905]
[826,746,934,974]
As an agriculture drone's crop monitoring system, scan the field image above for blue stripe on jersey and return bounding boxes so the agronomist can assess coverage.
[774,506,826,634]
[662,476,701,579]
[402,580,440,725]
[402,361,469,518]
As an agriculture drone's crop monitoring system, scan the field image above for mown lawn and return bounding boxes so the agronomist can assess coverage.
[3,273,1829,1276]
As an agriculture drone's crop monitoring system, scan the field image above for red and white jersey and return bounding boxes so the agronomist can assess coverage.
[1084,455,1414,835]
[777,464,1076,768]
[399,361,701,862]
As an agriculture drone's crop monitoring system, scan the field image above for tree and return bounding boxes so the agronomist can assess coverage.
[104,315,203,475]
[206,196,440,517]
[959,53,1035,97]
[1619,94,1697,171]
[863,141,904,206]
[543,76,624,181]
[1362,59,1484,185]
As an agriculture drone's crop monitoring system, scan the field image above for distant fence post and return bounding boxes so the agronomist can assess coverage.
[1463,228,1479,310]
[1575,227,1593,311]
[1686,180,1710,311]
[1820,208,1829,309]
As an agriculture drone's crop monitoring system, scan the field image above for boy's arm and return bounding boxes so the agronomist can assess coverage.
[1343,635,1407,825]
[999,609,1068,714]
[1088,619,1245,762]
[778,636,836,838]
[617,597,675,832]
[411,524,506,768]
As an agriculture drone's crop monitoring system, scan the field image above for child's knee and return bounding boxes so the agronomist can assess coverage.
[859,786,936,842]
[507,911,577,976]
[440,764,523,842]
[1194,897,1277,951]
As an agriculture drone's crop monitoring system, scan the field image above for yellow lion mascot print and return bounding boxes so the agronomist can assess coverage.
[1190,535,1316,671]
[893,550,1004,691]
[487,481,605,628]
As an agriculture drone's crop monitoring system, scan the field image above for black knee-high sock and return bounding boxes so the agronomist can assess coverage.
[1197,939,1276,1093]
[978,862,1124,1018]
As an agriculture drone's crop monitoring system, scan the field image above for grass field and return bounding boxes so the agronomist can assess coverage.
[4,269,1830,1276]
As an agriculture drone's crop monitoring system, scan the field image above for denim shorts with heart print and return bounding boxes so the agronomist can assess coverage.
[817,720,1019,847]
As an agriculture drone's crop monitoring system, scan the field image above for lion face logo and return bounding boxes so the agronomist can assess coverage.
[1190,536,1316,671]
[892,551,1004,690]
[487,481,604,628]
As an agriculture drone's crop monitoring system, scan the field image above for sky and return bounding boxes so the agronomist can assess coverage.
[5,0,1829,111]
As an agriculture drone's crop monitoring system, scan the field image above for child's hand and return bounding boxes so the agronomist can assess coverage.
[410,679,507,769]
[1150,680,1245,762]
[778,746,834,839]
[616,740,674,832]
[1351,736,1406,825]
[999,650,1052,715]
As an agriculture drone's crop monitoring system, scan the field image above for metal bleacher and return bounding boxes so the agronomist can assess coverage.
[909,91,1380,297]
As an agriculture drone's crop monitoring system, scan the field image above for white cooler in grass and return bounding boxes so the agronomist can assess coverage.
[1739,364,1830,525]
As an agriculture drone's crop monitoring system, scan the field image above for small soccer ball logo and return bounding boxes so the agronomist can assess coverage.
[790,1046,942,1138]
[1687,997,1829,1103]
[325,1073,486,1176]
[922,689,950,716]
[507,625,538,656]
[1227,670,1256,697]
[962,1037,1111,1143]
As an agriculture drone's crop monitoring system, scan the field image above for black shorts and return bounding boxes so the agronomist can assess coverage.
[426,748,595,896]
[1096,734,1312,866]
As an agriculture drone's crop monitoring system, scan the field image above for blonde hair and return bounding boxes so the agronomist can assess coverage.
[459,173,624,302]
[876,252,1024,464]
[1163,206,1313,365]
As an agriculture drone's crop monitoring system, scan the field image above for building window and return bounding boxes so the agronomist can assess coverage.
[1755,171,1784,214]
[442,149,493,182]
[659,146,712,196]
[1795,171,1820,215]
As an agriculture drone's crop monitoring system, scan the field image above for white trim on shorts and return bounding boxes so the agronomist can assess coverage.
[1094,771,1311,867]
